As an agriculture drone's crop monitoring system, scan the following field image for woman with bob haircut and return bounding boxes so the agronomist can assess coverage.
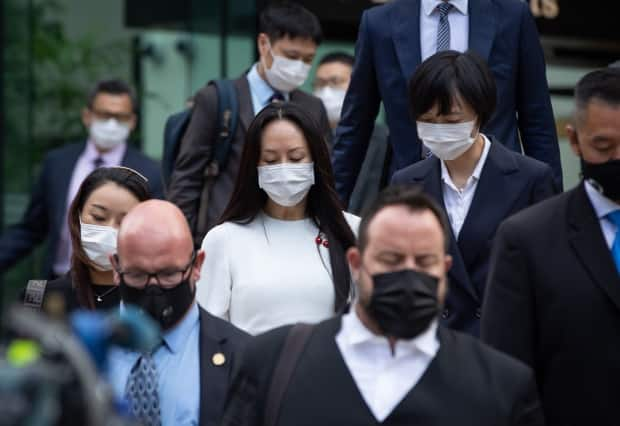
[23,166,151,312]
[196,102,359,335]
[392,50,558,336]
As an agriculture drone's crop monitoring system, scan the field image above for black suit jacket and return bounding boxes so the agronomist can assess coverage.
[392,140,557,335]
[481,183,620,425]
[332,0,563,206]
[220,316,543,426]
[0,142,163,278]
[167,74,331,246]
[197,307,250,426]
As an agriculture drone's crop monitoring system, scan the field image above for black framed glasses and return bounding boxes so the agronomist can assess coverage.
[90,108,134,123]
[115,251,196,289]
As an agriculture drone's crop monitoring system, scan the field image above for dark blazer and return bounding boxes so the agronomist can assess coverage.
[481,183,620,426]
[347,124,390,215]
[167,73,331,246]
[332,0,562,206]
[392,140,557,335]
[197,307,250,426]
[220,316,543,426]
[0,142,163,278]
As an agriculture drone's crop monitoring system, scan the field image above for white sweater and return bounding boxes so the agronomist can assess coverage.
[195,211,360,335]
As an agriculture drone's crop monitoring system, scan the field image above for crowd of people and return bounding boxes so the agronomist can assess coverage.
[1,1,619,425]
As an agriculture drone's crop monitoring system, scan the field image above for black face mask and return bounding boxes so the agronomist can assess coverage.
[581,158,620,201]
[366,269,439,339]
[120,279,195,330]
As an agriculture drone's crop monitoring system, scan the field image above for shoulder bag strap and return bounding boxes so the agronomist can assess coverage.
[264,323,314,426]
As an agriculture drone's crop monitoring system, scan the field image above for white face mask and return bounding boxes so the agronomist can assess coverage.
[262,44,311,93]
[80,222,118,271]
[314,86,347,124]
[89,118,130,151]
[258,162,315,207]
[416,120,477,160]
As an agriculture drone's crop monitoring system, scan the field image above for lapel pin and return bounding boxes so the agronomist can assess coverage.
[212,352,226,366]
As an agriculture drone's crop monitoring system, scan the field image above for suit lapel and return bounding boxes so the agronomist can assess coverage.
[198,308,230,426]
[391,0,422,82]
[53,142,86,229]
[407,159,478,302]
[568,184,620,312]
[457,142,519,282]
[468,0,496,62]
[235,75,254,132]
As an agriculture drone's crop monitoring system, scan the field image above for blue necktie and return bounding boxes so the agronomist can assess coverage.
[436,2,453,52]
[606,210,620,274]
[125,350,161,426]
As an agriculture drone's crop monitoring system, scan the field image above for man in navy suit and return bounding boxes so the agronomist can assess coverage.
[0,79,163,279]
[333,0,563,207]
[391,50,557,336]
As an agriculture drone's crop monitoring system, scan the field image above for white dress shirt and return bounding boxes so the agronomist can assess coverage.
[420,0,469,61]
[441,135,491,238]
[584,181,620,249]
[335,308,440,422]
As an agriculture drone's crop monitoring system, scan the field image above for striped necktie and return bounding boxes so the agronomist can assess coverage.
[606,210,620,274]
[436,2,453,52]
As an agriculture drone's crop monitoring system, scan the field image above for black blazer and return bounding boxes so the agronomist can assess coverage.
[167,73,331,245]
[391,139,557,335]
[220,316,543,426]
[197,307,250,426]
[0,141,163,278]
[481,183,620,426]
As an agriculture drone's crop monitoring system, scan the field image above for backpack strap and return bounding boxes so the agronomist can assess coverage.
[264,323,314,426]
[23,280,48,309]
[196,79,239,240]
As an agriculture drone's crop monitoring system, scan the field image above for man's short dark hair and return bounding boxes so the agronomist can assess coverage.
[87,79,137,112]
[319,52,354,68]
[575,68,620,113]
[408,50,497,129]
[259,2,322,45]
[358,186,451,253]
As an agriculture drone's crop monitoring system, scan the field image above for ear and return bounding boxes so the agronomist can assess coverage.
[444,253,453,272]
[566,123,581,158]
[257,33,270,57]
[110,254,121,285]
[82,107,92,129]
[192,249,206,282]
[127,113,137,132]
[346,246,362,282]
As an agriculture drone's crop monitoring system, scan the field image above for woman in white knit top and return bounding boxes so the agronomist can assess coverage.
[196,103,359,335]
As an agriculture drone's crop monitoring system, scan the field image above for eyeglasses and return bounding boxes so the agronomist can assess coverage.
[90,108,134,123]
[115,251,196,289]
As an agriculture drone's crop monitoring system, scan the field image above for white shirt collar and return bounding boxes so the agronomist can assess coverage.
[340,305,440,358]
[423,0,469,16]
[584,180,620,220]
[440,133,491,191]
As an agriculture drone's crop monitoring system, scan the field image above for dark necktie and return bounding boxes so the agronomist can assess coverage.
[125,349,162,426]
[269,92,285,104]
[606,211,620,274]
[93,156,104,169]
[436,2,453,52]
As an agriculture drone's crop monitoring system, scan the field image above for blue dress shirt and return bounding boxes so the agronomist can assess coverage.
[246,63,290,115]
[108,303,201,426]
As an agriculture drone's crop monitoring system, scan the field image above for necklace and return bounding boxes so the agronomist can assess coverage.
[94,285,118,302]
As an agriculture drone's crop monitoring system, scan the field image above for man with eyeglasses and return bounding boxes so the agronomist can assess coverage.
[108,199,249,426]
[0,79,164,280]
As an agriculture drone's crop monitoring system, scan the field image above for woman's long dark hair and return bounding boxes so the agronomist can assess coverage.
[218,102,356,311]
[68,167,151,309]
